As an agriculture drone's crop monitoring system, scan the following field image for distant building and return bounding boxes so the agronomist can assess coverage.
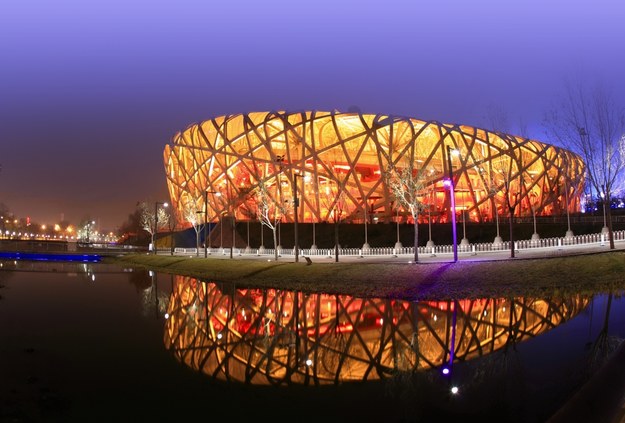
[164,111,585,225]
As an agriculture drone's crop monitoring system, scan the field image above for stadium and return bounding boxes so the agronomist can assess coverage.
[163,111,585,227]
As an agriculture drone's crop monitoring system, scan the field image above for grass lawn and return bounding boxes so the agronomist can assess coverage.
[105,252,625,300]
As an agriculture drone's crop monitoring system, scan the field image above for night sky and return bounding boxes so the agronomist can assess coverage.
[2,0,624,230]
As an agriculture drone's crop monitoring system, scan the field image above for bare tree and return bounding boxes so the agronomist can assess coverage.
[164,206,179,255]
[492,150,523,258]
[139,202,169,251]
[385,162,427,262]
[181,198,202,256]
[484,103,510,134]
[319,176,347,263]
[78,218,96,244]
[517,117,530,140]
[481,168,503,243]
[544,82,625,249]
[256,182,289,261]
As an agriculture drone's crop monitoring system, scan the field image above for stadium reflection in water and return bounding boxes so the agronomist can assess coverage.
[163,275,589,386]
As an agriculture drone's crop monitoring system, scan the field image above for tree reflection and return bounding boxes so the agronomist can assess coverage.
[140,271,170,318]
[587,292,623,376]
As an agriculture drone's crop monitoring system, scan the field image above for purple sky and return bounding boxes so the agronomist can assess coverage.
[1,0,624,230]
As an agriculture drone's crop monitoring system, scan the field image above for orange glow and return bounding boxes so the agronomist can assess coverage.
[164,111,585,225]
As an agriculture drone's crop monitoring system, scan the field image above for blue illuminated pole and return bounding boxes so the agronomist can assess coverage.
[445,146,458,262]
[448,300,457,370]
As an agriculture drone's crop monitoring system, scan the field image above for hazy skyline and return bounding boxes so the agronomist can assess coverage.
[2,0,624,229]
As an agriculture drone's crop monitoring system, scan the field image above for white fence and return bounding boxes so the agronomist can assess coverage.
[167,230,623,259]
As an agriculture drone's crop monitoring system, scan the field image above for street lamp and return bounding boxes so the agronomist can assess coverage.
[311,175,318,251]
[600,186,608,234]
[220,210,226,251]
[275,155,286,255]
[530,191,540,242]
[230,214,236,259]
[507,190,520,258]
[363,195,370,251]
[203,190,221,258]
[246,220,251,253]
[395,206,403,249]
[444,145,458,262]
[195,211,203,256]
[426,186,434,249]
[460,190,469,248]
[153,202,168,255]
[563,176,574,239]
[360,195,379,251]
[293,173,305,263]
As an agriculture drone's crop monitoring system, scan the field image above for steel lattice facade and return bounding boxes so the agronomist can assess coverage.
[164,111,585,225]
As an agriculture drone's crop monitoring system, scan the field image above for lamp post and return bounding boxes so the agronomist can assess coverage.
[426,186,434,248]
[530,192,540,242]
[460,190,469,248]
[246,220,251,253]
[563,177,574,238]
[311,176,318,251]
[153,201,168,255]
[203,190,220,258]
[487,175,503,245]
[220,211,226,252]
[363,195,370,251]
[293,173,305,263]
[395,206,403,249]
[195,211,202,256]
[445,146,458,262]
[600,185,608,234]
[230,214,235,259]
[259,220,264,251]
[508,190,520,258]
[276,155,285,255]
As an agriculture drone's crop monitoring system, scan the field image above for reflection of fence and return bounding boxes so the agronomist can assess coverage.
[0,239,144,254]
[0,239,69,252]
[163,276,589,386]
[170,229,623,258]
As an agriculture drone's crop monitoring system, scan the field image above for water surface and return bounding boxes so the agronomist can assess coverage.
[0,262,623,422]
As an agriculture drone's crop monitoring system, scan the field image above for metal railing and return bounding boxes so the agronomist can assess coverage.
[167,230,622,259]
